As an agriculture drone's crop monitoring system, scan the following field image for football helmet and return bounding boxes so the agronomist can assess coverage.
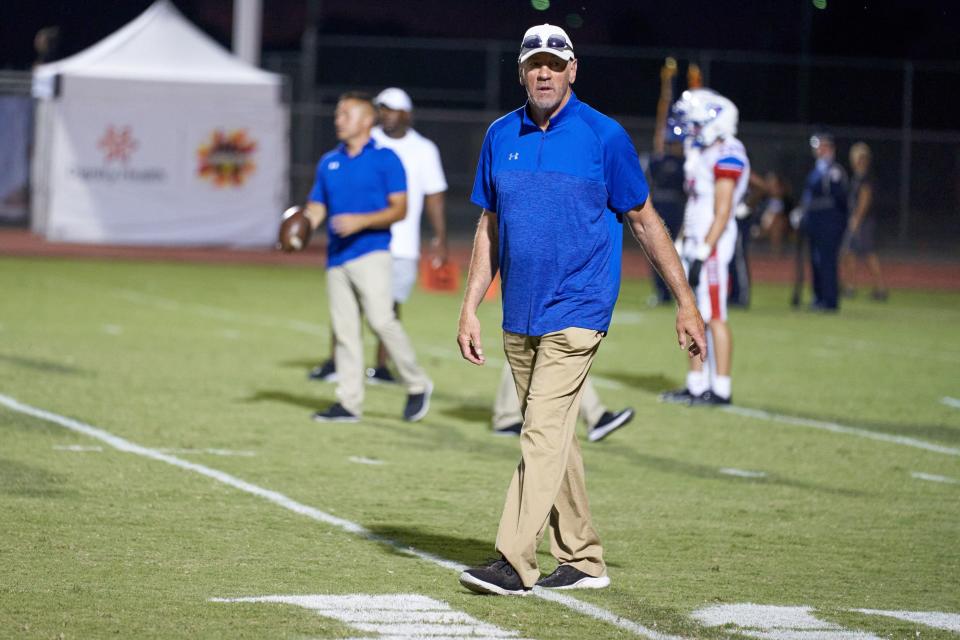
[672,88,738,147]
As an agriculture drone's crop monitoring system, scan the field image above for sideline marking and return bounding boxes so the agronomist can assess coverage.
[724,406,960,458]
[852,609,960,633]
[102,324,123,335]
[0,392,683,640]
[693,604,882,640]
[941,396,960,410]
[156,447,257,457]
[212,594,531,639]
[54,444,104,452]
[348,456,385,466]
[910,471,958,485]
[719,467,767,479]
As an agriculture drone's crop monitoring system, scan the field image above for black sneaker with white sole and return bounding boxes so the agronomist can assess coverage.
[402,382,433,422]
[493,422,522,436]
[658,387,694,404]
[312,402,359,423]
[366,366,397,384]
[459,558,530,596]
[535,564,610,590]
[587,408,634,442]
[308,359,338,382]
[688,390,731,406]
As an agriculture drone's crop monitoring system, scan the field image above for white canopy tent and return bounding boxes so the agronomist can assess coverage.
[31,0,288,246]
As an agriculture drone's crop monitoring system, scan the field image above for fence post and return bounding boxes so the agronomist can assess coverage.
[898,61,913,243]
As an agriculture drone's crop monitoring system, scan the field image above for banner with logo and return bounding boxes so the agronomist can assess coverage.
[43,98,286,246]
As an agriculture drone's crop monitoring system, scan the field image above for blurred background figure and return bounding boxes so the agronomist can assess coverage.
[646,57,687,306]
[492,362,634,442]
[801,131,848,312]
[841,142,888,301]
[751,171,794,257]
[32,26,60,67]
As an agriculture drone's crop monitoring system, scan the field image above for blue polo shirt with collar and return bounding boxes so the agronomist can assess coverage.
[309,138,406,268]
[471,92,649,336]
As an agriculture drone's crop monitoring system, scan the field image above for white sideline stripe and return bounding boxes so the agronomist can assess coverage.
[692,604,883,640]
[852,609,960,633]
[1,393,683,640]
[156,448,257,457]
[723,406,960,457]
[102,324,123,335]
[719,468,768,478]
[941,396,960,410]
[348,456,385,466]
[54,444,104,452]
[910,471,959,484]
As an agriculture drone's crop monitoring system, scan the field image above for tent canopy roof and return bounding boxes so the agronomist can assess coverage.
[34,0,280,87]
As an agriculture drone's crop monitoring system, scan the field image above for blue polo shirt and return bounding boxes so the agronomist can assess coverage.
[471,92,649,336]
[309,139,406,267]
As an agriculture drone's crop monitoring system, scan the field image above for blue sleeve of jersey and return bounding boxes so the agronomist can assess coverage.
[603,126,649,214]
[307,161,325,204]
[470,128,496,211]
[382,149,406,194]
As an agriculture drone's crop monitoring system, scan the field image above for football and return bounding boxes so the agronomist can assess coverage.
[278,206,311,252]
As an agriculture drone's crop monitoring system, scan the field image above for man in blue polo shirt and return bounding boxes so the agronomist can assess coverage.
[456,24,707,596]
[303,91,432,423]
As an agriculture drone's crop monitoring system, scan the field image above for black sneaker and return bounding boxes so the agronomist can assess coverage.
[402,382,433,422]
[535,564,610,590]
[688,390,731,406]
[312,403,359,423]
[659,388,694,404]
[587,408,634,442]
[366,366,397,385]
[493,422,522,436]
[459,558,529,596]
[308,359,338,382]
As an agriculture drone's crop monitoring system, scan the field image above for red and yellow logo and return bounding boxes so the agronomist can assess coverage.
[196,129,257,187]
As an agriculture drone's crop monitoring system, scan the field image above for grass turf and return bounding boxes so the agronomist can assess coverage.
[0,255,958,639]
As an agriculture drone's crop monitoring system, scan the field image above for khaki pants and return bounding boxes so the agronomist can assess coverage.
[492,362,606,431]
[496,328,606,587]
[326,250,430,415]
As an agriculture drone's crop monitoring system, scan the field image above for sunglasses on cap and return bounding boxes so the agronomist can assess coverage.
[520,33,573,54]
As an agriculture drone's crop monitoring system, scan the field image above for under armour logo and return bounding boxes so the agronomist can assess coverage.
[508,152,519,160]
[328,161,340,170]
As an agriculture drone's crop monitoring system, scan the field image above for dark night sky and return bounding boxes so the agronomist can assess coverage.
[2,0,959,70]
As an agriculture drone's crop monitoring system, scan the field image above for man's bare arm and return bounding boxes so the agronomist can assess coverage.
[457,209,498,365]
[424,191,449,262]
[330,192,408,237]
[304,202,327,230]
[625,199,707,360]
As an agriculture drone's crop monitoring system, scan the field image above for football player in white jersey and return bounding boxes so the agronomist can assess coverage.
[660,89,750,406]
[309,87,448,383]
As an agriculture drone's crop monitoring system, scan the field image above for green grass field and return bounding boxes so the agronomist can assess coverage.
[1,255,958,639]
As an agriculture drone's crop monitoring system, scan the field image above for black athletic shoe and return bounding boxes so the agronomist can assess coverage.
[536,564,610,590]
[659,388,694,404]
[312,403,359,423]
[402,382,433,422]
[688,390,731,406]
[366,366,397,384]
[459,558,530,596]
[493,422,522,436]
[587,408,634,442]
[308,359,338,382]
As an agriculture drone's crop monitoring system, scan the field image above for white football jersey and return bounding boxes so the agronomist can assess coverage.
[371,126,448,259]
[682,136,750,240]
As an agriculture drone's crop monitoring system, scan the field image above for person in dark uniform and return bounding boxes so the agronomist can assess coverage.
[801,132,848,311]
[647,58,687,305]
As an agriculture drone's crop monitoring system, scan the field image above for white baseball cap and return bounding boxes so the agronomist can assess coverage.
[518,24,575,64]
[374,87,413,112]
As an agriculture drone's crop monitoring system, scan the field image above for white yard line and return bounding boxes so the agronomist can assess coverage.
[852,609,960,633]
[723,406,960,458]
[940,397,960,410]
[719,468,768,479]
[910,471,958,485]
[0,392,685,640]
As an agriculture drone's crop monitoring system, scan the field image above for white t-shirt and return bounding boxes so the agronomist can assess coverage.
[371,126,448,259]
[682,136,750,240]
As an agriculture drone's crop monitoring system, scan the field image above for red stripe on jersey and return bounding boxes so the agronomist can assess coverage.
[714,166,743,181]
